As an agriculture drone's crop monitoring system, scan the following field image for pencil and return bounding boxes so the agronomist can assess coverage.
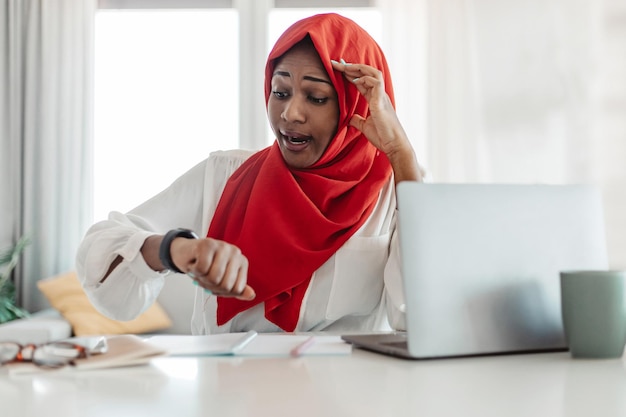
[290,336,316,357]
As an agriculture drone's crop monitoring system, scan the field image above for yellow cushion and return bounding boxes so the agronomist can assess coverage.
[37,271,172,336]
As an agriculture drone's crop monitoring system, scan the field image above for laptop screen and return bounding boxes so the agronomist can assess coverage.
[396,183,608,358]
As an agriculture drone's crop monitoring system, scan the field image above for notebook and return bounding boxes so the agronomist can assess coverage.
[147,333,352,357]
[342,182,608,359]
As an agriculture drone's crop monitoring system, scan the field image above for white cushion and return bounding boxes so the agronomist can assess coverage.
[0,309,72,345]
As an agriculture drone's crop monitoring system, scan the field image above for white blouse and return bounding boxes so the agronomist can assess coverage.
[76,150,407,334]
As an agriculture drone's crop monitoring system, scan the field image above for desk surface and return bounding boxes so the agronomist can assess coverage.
[2,348,626,417]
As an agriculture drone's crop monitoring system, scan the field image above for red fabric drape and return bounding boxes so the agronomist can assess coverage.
[210,13,395,331]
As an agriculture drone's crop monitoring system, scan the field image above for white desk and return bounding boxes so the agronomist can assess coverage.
[2,348,626,417]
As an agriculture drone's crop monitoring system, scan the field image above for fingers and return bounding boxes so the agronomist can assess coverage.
[331,59,383,87]
[349,114,366,132]
[195,239,245,290]
[236,285,256,301]
[331,59,386,109]
[174,237,255,301]
[331,59,381,78]
[332,58,408,156]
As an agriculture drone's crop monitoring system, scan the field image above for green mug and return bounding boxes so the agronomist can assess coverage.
[560,270,626,358]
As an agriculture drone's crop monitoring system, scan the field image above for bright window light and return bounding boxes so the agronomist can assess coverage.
[94,10,238,221]
[268,8,382,47]
[93,7,380,222]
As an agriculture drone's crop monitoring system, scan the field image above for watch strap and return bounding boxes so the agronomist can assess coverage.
[158,228,199,273]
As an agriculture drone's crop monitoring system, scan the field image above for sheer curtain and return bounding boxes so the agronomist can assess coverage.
[379,0,626,267]
[0,0,96,312]
[419,0,601,184]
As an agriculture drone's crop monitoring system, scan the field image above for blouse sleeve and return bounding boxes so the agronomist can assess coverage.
[75,159,209,321]
[76,150,254,321]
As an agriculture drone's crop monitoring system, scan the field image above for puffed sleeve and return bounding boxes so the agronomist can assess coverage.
[76,150,254,321]
[75,159,208,321]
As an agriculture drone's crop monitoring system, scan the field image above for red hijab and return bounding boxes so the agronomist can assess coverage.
[209,13,395,331]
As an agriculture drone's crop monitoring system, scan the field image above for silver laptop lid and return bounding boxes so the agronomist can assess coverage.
[396,182,608,358]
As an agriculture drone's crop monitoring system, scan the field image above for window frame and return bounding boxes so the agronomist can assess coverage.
[97,0,375,150]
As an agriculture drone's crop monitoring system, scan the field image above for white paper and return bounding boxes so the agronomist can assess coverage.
[147,333,352,357]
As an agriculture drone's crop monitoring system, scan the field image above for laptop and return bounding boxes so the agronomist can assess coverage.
[342,182,608,359]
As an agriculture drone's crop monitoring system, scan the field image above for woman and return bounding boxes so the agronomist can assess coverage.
[76,13,422,334]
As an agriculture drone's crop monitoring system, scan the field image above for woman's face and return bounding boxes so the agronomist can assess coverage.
[268,42,339,169]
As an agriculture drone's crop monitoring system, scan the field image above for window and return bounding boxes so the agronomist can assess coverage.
[94,1,379,221]
[94,8,238,220]
[267,8,381,51]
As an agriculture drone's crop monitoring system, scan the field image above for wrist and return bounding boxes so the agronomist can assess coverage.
[386,142,422,184]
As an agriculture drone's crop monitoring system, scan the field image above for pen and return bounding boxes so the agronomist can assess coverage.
[290,336,316,357]
[229,330,258,354]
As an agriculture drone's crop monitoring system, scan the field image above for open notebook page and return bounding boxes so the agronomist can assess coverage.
[147,333,352,357]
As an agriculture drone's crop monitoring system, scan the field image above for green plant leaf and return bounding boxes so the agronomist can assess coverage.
[0,235,32,323]
[0,235,30,280]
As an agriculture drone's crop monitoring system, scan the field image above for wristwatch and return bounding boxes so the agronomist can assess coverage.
[159,228,199,273]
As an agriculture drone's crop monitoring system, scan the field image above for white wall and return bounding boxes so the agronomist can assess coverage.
[595,0,626,268]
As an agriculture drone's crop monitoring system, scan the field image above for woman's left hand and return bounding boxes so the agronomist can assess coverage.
[331,60,406,155]
[331,59,423,183]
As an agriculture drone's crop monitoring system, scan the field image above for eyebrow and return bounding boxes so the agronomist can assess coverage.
[273,70,332,86]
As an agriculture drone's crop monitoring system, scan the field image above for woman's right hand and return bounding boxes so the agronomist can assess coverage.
[170,237,255,301]
[331,59,423,184]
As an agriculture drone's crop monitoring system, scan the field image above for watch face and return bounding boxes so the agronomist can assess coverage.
[179,228,199,239]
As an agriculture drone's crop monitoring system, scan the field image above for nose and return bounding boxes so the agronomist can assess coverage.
[281,96,306,123]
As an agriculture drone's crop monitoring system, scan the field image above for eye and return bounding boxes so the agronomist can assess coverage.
[272,90,289,99]
[308,96,328,105]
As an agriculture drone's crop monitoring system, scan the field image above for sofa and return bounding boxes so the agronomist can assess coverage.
[0,271,196,345]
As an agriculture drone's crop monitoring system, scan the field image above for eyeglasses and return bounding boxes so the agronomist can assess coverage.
[0,338,105,368]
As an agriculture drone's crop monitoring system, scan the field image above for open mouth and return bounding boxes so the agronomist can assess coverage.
[281,131,311,151]
[286,136,309,144]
